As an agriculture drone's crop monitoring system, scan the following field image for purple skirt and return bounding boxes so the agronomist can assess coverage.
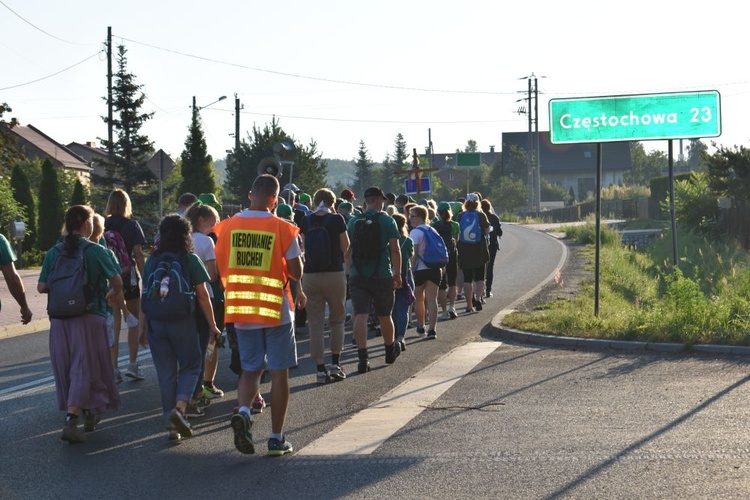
[49,314,121,413]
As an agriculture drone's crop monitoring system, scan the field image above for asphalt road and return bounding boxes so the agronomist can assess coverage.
[1,225,749,499]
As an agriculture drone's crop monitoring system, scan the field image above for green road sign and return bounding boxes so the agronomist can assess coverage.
[549,91,721,144]
[456,152,481,167]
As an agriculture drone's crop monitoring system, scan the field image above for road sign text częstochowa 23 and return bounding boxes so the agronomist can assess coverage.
[548,91,721,144]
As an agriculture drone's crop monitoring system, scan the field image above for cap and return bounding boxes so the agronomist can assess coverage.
[364,186,386,199]
[283,183,300,192]
[437,201,451,212]
[466,193,480,202]
[385,192,396,203]
[395,194,409,204]
[340,189,355,200]
[338,201,353,211]
[299,193,311,204]
[197,192,222,212]
[418,198,429,206]
[275,204,293,220]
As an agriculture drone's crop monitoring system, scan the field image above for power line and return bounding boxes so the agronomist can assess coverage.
[0,51,102,91]
[238,110,520,125]
[0,0,94,46]
[118,35,515,96]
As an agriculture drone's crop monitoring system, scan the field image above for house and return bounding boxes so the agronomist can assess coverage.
[501,131,632,199]
[66,141,109,179]
[430,146,500,191]
[8,124,93,183]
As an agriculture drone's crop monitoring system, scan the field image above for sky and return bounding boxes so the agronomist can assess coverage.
[2,0,749,167]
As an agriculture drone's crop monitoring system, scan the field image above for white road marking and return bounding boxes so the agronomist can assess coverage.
[297,341,498,456]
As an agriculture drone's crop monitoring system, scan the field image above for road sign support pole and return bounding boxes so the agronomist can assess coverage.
[158,154,164,219]
[668,140,678,267]
[594,143,602,317]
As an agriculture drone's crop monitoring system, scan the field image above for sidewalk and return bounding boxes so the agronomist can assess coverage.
[0,269,50,339]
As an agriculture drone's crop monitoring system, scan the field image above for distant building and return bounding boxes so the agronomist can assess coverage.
[501,131,632,199]
[430,146,500,191]
[8,124,93,184]
[67,141,109,179]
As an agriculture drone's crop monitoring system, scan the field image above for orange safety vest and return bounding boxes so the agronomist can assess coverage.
[214,213,299,325]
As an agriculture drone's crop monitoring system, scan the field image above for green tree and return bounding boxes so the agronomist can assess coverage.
[0,103,24,177]
[98,44,154,192]
[624,142,666,185]
[180,108,215,196]
[293,139,328,193]
[225,118,294,203]
[686,139,708,171]
[10,164,36,248]
[384,133,409,194]
[353,140,375,197]
[704,144,750,204]
[669,171,717,235]
[464,139,478,153]
[70,178,88,206]
[37,158,64,251]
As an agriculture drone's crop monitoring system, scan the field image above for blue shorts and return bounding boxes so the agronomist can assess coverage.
[236,323,298,371]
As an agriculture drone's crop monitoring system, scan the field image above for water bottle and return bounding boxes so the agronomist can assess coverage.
[159,276,170,298]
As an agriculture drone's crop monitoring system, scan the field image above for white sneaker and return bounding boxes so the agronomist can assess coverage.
[124,363,145,381]
[439,311,451,321]
[125,313,139,328]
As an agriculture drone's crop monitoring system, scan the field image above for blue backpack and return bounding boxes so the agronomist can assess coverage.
[459,210,482,244]
[141,252,195,321]
[416,226,449,269]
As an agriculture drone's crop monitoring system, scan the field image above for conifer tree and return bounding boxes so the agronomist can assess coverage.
[10,164,36,249]
[179,108,215,196]
[354,140,374,198]
[37,158,64,251]
[98,44,154,193]
[70,178,88,206]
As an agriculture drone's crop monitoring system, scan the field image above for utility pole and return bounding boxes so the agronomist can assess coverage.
[534,74,541,214]
[234,93,241,152]
[526,77,533,211]
[106,26,113,161]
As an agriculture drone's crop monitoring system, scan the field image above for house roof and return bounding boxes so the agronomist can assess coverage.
[10,124,92,172]
[66,141,109,162]
[501,131,631,172]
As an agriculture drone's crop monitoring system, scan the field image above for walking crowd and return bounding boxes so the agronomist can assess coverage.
[3,176,502,456]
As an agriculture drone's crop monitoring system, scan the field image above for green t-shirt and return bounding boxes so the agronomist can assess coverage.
[347,209,399,279]
[0,234,16,265]
[39,237,122,317]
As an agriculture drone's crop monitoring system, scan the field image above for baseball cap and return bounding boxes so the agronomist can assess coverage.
[338,201,353,211]
[275,203,294,220]
[437,201,451,212]
[363,186,386,199]
[283,183,300,192]
[466,193,480,202]
[197,192,222,212]
[299,193,311,204]
[340,189,355,200]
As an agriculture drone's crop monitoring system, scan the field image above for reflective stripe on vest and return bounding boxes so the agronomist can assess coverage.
[226,305,281,320]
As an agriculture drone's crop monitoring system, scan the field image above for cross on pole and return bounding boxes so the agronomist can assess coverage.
[397,148,439,200]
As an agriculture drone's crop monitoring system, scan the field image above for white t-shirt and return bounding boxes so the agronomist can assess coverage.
[192,232,216,298]
[232,210,302,330]
[409,224,431,271]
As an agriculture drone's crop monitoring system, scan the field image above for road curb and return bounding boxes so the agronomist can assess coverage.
[488,319,750,357]
[0,319,50,339]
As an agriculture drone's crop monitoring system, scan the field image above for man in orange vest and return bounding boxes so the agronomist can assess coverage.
[214,174,305,457]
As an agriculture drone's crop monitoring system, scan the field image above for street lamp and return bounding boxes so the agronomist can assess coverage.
[192,95,227,112]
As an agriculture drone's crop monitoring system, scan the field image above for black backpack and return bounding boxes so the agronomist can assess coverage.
[46,240,94,319]
[432,220,456,253]
[304,214,333,273]
[350,212,382,277]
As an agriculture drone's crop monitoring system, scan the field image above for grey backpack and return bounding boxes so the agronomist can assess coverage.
[47,240,94,319]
